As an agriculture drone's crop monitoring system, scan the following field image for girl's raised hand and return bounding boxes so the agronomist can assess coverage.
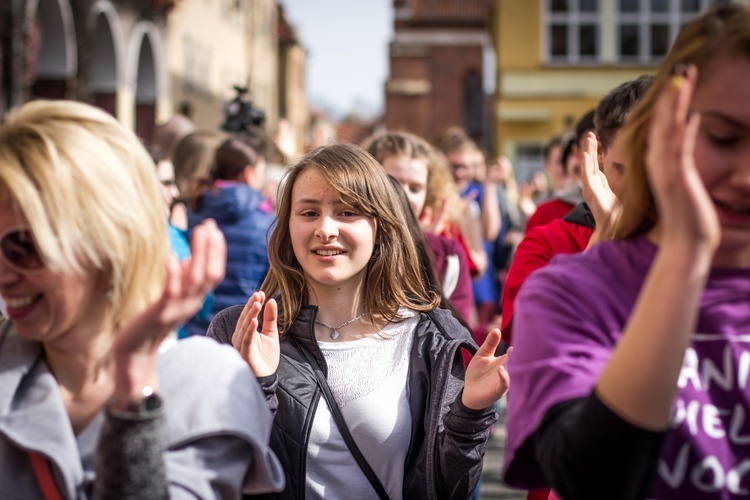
[645,64,719,253]
[232,291,280,377]
[462,328,511,410]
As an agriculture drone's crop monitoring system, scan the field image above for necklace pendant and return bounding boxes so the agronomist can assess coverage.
[330,329,340,340]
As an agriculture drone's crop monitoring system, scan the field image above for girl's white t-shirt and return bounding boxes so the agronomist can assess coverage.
[306,309,418,500]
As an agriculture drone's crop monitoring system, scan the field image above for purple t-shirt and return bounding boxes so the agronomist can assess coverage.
[504,235,750,499]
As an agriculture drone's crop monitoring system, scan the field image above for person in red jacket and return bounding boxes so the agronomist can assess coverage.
[500,74,653,500]
[502,75,653,344]
[524,110,595,234]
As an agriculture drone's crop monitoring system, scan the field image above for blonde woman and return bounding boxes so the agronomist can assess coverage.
[0,100,282,497]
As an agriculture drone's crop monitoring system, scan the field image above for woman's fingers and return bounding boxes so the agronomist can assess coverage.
[581,132,599,182]
[186,220,210,295]
[647,65,697,187]
[185,219,226,298]
[645,64,719,251]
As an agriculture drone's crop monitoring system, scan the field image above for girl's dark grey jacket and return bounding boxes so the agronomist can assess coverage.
[207,305,498,500]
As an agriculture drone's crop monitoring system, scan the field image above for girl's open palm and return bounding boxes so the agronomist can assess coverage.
[232,291,280,377]
[462,329,511,410]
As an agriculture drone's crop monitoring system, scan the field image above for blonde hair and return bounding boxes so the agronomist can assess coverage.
[262,142,439,334]
[362,130,462,220]
[0,100,168,329]
[614,4,750,239]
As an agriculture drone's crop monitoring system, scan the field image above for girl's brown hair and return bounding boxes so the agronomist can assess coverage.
[262,142,440,334]
[613,4,750,239]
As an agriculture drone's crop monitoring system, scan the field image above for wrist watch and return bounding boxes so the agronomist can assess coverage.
[108,385,163,416]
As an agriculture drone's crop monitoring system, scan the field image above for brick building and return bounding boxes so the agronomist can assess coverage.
[0,0,309,155]
[384,0,495,150]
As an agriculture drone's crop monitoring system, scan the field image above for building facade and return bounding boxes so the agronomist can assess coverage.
[1,0,173,143]
[0,0,308,154]
[162,0,308,156]
[385,0,495,150]
[492,0,735,183]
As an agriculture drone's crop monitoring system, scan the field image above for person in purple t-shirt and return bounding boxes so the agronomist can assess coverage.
[503,5,750,499]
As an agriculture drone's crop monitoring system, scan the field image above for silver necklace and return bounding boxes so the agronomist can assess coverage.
[315,314,364,340]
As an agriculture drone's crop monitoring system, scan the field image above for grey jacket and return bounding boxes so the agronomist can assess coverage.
[0,321,284,499]
[208,305,498,499]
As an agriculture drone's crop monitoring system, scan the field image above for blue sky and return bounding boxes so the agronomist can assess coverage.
[279,0,393,120]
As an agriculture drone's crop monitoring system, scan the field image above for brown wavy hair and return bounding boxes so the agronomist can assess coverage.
[613,4,750,240]
[261,142,440,335]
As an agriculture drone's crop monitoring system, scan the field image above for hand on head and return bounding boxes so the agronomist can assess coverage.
[646,65,720,252]
[581,131,620,243]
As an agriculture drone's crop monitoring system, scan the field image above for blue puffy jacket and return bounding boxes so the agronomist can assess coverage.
[188,182,274,331]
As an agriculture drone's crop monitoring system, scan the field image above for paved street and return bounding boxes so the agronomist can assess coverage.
[479,397,526,500]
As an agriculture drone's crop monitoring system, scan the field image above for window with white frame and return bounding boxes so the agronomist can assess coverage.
[546,0,601,64]
[616,0,731,63]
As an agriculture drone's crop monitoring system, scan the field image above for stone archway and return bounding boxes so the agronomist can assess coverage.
[134,33,156,143]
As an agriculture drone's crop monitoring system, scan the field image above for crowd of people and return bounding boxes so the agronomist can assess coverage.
[0,4,747,499]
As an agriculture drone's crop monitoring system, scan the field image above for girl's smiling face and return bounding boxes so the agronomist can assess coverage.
[289,168,377,297]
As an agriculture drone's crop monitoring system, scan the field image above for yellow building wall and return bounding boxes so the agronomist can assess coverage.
[498,0,541,70]
[247,0,279,134]
[165,0,249,131]
[493,0,656,165]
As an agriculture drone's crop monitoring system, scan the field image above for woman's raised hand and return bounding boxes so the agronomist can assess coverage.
[646,64,719,254]
[581,132,620,234]
[232,291,280,377]
[113,219,226,398]
[462,328,511,410]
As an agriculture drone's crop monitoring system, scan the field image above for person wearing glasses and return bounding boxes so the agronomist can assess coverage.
[0,100,283,497]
